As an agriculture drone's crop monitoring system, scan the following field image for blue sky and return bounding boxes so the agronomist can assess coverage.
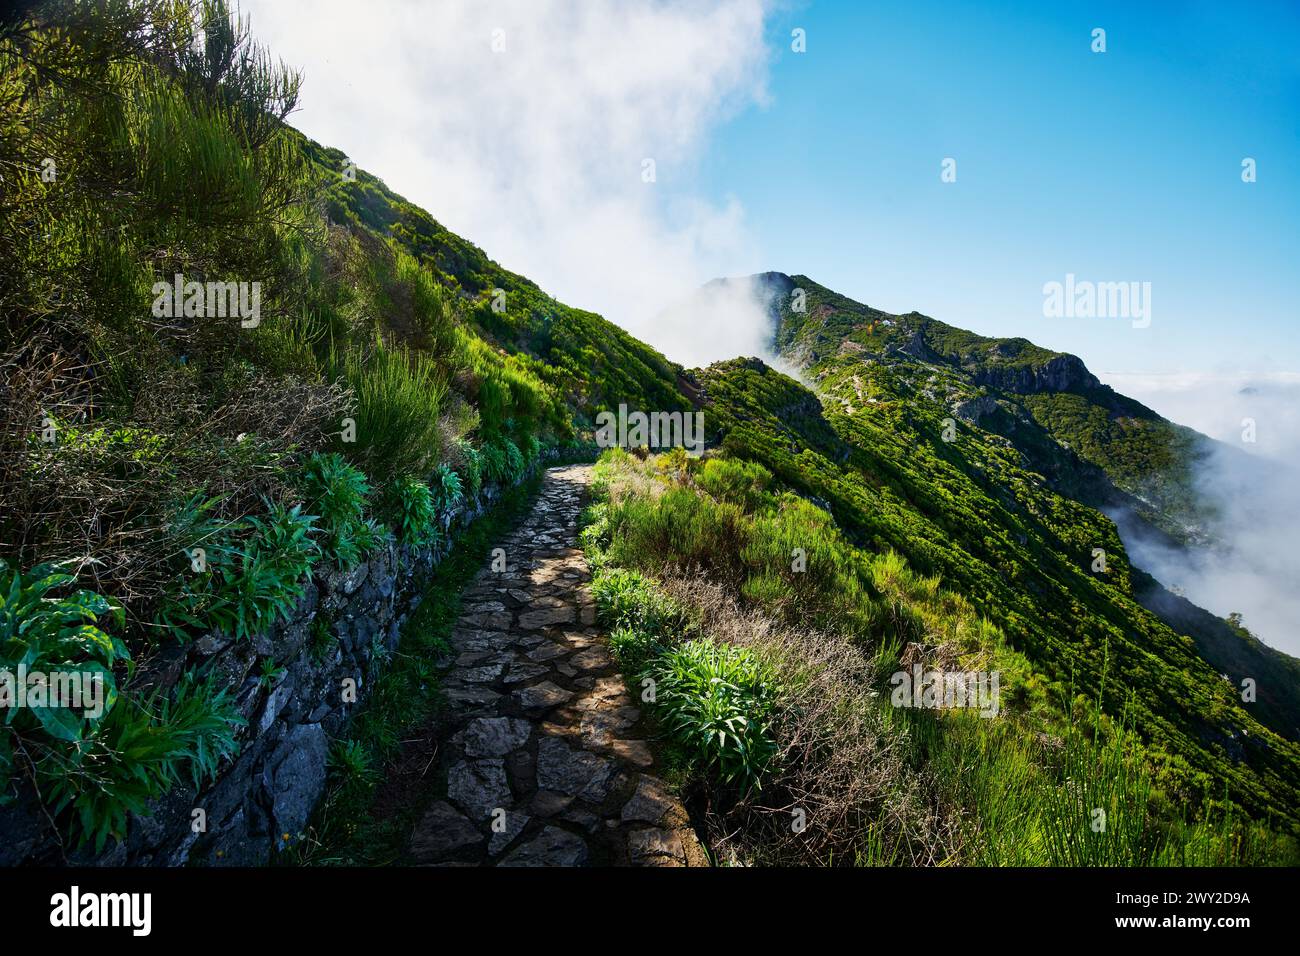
[694,0,1300,376]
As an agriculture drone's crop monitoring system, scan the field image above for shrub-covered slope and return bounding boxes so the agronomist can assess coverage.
[0,0,688,852]
[299,134,692,427]
[582,448,1296,864]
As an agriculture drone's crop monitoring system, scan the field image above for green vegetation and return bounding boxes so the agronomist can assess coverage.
[0,0,675,852]
[653,640,779,796]
[582,450,1296,865]
[384,477,439,549]
[589,561,778,799]
[301,452,382,568]
[0,559,241,850]
[157,498,320,642]
[688,328,1300,833]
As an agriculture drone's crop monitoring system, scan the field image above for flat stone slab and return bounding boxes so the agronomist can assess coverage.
[570,647,613,671]
[513,681,574,713]
[456,664,504,684]
[460,717,532,758]
[525,641,570,662]
[517,607,577,629]
[446,759,512,821]
[503,662,549,685]
[536,737,615,801]
[621,777,677,825]
[443,686,502,709]
[459,610,514,630]
[628,827,687,866]
[579,705,641,745]
[410,801,483,862]
[488,811,531,856]
[605,738,653,768]
[499,826,589,867]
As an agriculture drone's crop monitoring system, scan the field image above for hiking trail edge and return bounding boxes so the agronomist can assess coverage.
[407,463,706,866]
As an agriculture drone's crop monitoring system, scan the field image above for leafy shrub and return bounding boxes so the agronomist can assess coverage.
[328,738,380,790]
[217,502,320,638]
[301,452,378,568]
[431,463,464,513]
[696,456,774,512]
[257,657,286,690]
[608,624,661,674]
[157,672,244,790]
[502,438,526,480]
[385,477,439,549]
[652,639,779,795]
[591,567,683,636]
[578,502,611,561]
[477,437,528,487]
[42,673,243,851]
[606,486,748,581]
[0,558,126,744]
[454,440,482,497]
[479,442,506,486]
[159,499,318,641]
[40,423,171,482]
[1,561,242,850]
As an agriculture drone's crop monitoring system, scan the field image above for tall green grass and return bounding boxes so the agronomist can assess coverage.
[331,340,448,485]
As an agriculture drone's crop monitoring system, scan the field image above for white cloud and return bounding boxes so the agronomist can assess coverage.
[1099,371,1300,655]
[239,0,773,366]
[1098,371,1300,460]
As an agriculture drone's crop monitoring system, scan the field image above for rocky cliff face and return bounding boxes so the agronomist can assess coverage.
[969,352,1101,395]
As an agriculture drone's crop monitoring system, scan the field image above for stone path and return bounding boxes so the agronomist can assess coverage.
[408,464,705,866]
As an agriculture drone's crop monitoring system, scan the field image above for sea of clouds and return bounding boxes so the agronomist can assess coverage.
[1099,372,1300,656]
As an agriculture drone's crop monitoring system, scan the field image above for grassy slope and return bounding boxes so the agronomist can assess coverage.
[585,449,1295,864]
[775,275,1212,537]
[297,134,692,427]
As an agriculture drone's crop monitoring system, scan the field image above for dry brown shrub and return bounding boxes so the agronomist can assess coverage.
[656,574,961,866]
[0,332,351,638]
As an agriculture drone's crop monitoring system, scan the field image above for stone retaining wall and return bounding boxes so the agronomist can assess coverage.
[0,465,547,867]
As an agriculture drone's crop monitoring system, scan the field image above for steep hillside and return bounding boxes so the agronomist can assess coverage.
[670,275,1300,830]
[297,133,692,427]
[761,274,1217,541]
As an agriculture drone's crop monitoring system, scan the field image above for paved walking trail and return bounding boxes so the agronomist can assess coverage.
[408,464,705,866]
